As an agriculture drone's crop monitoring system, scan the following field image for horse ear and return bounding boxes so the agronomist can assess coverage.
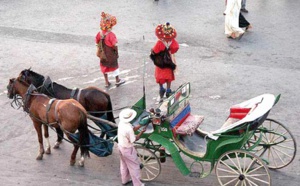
[9,78,15,83]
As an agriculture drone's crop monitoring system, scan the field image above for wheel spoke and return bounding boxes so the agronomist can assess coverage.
[244,157,256,173]
[276,143,295,151]
[145,164,159,171]
[217,150,270,186]
[218,175,239,178]
[247,164,265,174]
[235,152,242,173]
[271,131,287,142]
[144,167,157,177]
[245,178,254,186]
[274,145,293,158]
[245,177,259,186]
[234,180,240,186]
[217,167,239,175]
[227,154,241,173]
[135,146,161,181]
[247,173,269,178]
[269,147,278,168]
[145,161,159,166]
[220,159,240,174]
[247,175,270,184]
[269,122,280,142]
[222,177,239,186]
[144,155,152,162]
[272,147,288,165]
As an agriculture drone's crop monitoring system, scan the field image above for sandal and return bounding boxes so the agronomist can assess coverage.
[105,82,111,88]
[237,33,244,40]
[115,79,125,87]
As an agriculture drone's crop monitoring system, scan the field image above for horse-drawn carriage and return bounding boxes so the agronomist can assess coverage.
[7,70,297,186]
[128,82,296,185]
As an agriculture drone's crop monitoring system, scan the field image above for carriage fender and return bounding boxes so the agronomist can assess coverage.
[148,134,190,176]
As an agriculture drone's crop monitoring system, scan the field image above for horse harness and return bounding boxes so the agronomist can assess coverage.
[46,98,61,125]
[40,76,56,97]
[41,76,82,102]
[70,88,82,102]
[24,84,38,113]
[24,86,61,126]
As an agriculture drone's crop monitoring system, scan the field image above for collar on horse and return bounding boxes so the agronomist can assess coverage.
[70,88,82,101]
[24,84,37,113]
[40,76,56,97]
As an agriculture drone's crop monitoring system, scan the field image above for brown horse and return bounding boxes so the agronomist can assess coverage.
[18,68,117,148]
[7,77,90,166]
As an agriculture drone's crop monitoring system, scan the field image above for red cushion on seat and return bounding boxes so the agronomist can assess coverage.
[175,115,204,135]
[229,107,251,119]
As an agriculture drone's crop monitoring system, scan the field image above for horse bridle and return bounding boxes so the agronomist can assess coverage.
[7,79,16,98]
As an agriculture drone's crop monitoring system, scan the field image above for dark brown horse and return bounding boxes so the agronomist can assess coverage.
[18,68,117,148]
[7,77,90,166]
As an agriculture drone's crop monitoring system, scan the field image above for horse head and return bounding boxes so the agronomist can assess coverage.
[7,77,31,99]
[19,68,45,87]
[7,78,17,99]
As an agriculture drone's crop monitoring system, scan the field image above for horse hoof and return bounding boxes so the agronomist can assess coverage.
[53,142,61,149]
[53,145,59,149]
[36,155,43,160]
[45,148,51,154]
[78,161,84,167]
[70,160,75,166]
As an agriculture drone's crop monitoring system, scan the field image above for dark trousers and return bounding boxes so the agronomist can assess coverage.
[239,12,250,28]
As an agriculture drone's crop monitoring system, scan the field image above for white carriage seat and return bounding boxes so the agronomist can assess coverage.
[208,94,276,140]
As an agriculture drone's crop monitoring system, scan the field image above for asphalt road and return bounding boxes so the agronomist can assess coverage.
[0,0,299,185]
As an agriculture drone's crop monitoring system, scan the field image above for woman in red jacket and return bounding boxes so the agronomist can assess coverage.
[95,12,125,88]
[151,22,179,101]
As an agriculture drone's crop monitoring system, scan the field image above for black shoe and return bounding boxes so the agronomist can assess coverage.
[237,33,244,40]
[159,88,166,98]
[122,179,132,185]
[166,90,173,98]
[241,8,248,13]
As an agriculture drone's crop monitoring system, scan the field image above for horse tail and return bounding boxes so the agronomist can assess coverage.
[106,96,116,124]
[78,110,90,158]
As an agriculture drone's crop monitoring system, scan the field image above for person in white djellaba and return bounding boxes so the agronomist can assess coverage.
[224,0,245,39]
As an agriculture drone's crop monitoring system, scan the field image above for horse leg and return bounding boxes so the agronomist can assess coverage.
[70,144,79,166]
[68,139,85,167]
[78,155,85,167]
[53,127,64,149]
[43,125,51,154]
[33,121,44,160]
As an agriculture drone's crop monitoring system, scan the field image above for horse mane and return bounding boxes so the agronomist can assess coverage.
[21,68,45,87]
[52,82,71,91]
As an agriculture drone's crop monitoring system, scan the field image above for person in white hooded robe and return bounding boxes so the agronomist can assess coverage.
[224,0,245,39]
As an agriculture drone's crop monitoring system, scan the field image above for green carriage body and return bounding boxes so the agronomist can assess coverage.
[129,82,296,184]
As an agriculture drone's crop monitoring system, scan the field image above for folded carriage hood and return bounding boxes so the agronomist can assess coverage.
[208,94,276,140]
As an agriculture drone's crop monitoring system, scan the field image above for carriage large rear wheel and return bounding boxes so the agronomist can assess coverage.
[216,150,271,186]
[247,118,297,169]
[135,146,161,181]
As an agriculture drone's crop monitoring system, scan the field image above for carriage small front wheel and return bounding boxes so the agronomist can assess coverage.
[216,149,271,186]
[135,146,161,181]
